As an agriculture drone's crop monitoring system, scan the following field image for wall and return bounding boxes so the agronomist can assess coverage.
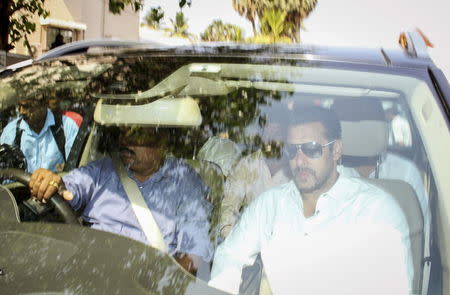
[10,0,140,57]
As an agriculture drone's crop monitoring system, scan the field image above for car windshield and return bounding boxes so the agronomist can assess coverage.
[0,48,448,294]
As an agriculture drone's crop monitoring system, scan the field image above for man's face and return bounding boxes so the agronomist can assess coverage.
[47,98,60,112]
[118,127,167,173]
[288,121,342,194]
[18,99,47,127]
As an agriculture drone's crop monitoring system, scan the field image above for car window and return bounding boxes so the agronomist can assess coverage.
[1,51,447,294]
[88,56,437,291]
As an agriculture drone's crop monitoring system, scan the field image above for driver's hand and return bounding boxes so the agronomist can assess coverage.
[29,168,73,202]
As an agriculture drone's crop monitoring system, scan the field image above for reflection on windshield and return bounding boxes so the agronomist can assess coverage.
[0,54,437,295]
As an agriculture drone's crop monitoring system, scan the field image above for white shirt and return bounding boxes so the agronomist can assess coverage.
[218,150,290,237]
[338,152,428,224]
[390,115,412,147]
[210,175,412,295]
[197,135,242,177]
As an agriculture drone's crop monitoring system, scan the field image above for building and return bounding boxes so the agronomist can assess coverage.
[11,0,140,57]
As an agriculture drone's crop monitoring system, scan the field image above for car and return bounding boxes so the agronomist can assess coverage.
[0,38,165,74]
[0,30,449,294]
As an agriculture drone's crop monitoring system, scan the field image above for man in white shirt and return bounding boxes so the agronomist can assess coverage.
[386,107,412,147]
[209,105,412,295]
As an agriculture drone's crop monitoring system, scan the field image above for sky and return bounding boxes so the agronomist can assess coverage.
[142,0,450,79]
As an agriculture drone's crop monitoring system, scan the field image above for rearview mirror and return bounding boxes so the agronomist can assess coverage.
[94,96,202,127]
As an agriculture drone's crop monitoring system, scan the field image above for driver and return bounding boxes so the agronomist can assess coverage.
[29,126,213,275]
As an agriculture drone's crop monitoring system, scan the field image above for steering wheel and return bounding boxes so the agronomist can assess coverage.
[0,168,80,225]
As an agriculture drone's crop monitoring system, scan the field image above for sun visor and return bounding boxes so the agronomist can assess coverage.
[94,96,202,127]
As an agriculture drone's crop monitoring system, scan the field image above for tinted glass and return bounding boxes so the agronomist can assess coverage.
[1,51,447,294]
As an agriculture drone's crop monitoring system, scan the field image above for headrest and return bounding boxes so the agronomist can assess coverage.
[331,98,388,157]
[197,136,241,176]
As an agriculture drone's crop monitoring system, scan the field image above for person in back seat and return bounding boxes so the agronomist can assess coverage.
[331,98,428,223]
[217,104,291,238]
[197,134,242,177]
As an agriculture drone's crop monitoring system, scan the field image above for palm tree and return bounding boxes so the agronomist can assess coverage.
[249,9,292,44]
[170,11,190,37]
[260,9,288,40]
[232,0,258,36]
[201,20,243,42]
[257,0,318,42]
[144,6,164,29]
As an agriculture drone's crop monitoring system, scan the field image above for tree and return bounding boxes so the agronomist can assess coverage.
[0,0,49,52]
[256,0,318,42]
[108,0,144,14]
[201,20,243,42]
[169,11,190,37]
[231,0,318,42]
[248,9,292,44]
[1,0,191,53]
[232,0,258,36]
[258,9,292,43]
[144,6,164,29]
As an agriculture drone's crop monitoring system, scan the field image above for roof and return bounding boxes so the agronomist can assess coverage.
[2,37,437,76]
[106,42,435,70]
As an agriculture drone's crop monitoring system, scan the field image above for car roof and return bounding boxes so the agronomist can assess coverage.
[1,39,164,73]
[2,34,438,76]
[35,38,164,61]
[90,41,435,71]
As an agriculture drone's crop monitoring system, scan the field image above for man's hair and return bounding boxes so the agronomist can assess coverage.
[20,93,48,106]
[289,105,341,140]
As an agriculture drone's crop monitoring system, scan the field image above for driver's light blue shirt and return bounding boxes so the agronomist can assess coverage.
[0,110,79,173]
[62,157,213,261]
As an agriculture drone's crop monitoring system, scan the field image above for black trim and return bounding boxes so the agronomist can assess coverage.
[428,67,450,125]
[50,113,66,160]
[426,162,443,295]
[64,104,94,171]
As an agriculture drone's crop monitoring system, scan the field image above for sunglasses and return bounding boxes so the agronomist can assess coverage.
[284,140,336,159]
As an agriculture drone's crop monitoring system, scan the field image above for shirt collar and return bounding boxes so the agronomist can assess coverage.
[291,173,355,204]
[322,173,355,202]
[20,109,54,135]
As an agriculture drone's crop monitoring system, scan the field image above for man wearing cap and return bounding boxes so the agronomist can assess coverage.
[209,105,412,294]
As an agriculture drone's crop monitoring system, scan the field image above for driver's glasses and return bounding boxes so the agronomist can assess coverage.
[284,140,336,159]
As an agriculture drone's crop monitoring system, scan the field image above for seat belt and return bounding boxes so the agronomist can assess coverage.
[111,152,168,253]
[259,269,273,295]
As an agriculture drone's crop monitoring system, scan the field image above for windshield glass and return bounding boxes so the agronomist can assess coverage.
[1,51,447,294]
